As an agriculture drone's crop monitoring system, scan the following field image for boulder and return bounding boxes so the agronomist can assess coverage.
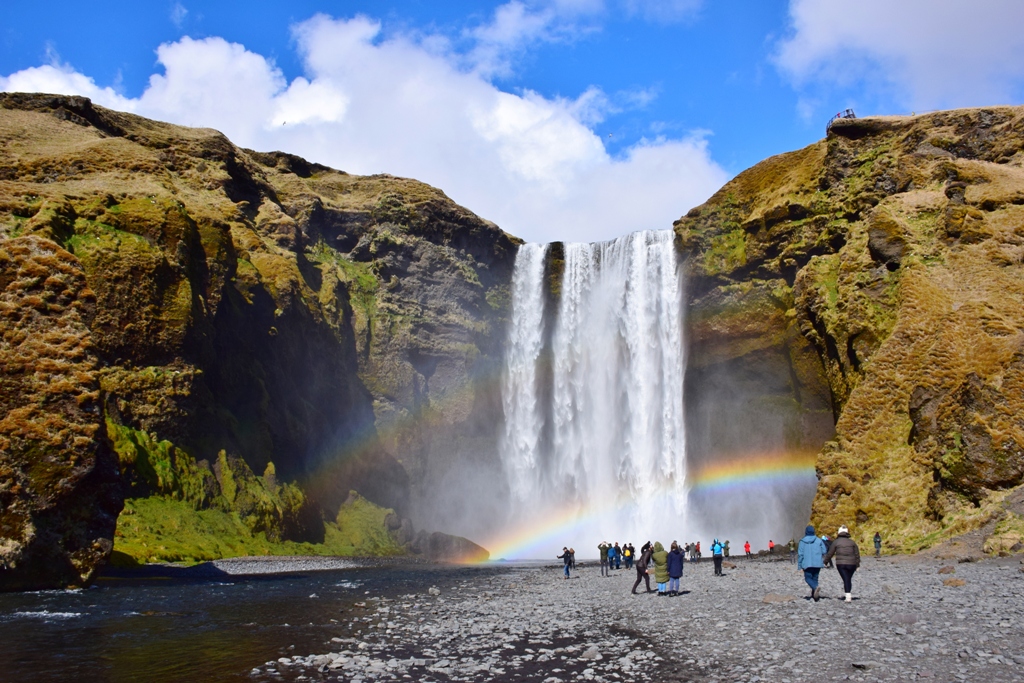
[411,530,489,563]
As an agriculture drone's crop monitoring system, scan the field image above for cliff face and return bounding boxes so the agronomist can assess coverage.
[677,107,1024,552]
[0,94,514,588]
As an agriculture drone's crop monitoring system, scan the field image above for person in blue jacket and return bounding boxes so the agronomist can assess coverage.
[711,538,726,576]
[666,541,685,595]
[607,543,616,570]
[797,525,827,601]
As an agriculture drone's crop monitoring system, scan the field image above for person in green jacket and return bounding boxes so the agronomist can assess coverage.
[598,542,610,577]
[651,541,669,595]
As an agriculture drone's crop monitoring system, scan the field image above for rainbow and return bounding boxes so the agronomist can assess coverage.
[688,449,818,493]
[477,449,819,561]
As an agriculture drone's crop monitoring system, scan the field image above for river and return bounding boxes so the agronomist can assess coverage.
[0,560,511,682]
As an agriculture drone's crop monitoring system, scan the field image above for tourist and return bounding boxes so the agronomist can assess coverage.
[711,538,725,576]
[614,542,622,569]
[607,543,616,570]
[651,542,669,595]
[824,526,861,602]
[624,543,634,569]
[768,539,775,555]
[797,525,827,602]
[557,547,571,579]
[667,541,685,596]
[874,532,882,557]
[788,538,797,563]
[723,540,730,557]
[599,541,610,577]
[744,541,752,559]
[632,541,654,594]
[569,547,576,571]
[822,535,833,568]
[695,541,701,561]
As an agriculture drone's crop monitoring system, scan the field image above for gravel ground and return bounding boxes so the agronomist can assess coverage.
[249,554,1024,682]
[212,556,364,575]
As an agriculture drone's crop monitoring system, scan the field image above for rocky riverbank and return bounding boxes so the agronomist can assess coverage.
[250,554,1024,683]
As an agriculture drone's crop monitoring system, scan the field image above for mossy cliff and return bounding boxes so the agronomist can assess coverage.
[676,107,1024,553]
[0,93,508,588]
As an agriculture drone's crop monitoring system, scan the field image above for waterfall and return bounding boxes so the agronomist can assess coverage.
[499,230,688,556]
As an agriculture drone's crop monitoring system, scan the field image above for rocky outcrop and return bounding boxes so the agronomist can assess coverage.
[0,93,515,588]
[0,235,122,590]
[677,107,1024,551]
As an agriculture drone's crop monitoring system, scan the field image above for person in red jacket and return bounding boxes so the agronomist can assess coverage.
[744,541,752,558]
[768,539,775,554]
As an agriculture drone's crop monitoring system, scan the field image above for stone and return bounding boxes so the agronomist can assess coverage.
[938,566,955,574]
[943,578,966,587]
[762,593,797,604]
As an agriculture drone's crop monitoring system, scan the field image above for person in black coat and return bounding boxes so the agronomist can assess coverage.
[632,542,654,594]
[557,548,571,579]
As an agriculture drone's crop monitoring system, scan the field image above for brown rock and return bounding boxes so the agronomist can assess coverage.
[677,105,1024,551]
[0,236,123,591]
[938,566,955,574]
[762,593,797,604]
[943,578,966,587]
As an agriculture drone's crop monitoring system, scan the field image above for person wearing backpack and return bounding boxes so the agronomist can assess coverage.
[623,543,633,570]
[711,538,725,576]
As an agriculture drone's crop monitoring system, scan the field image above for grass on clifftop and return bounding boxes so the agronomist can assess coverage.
[112,491,406,566]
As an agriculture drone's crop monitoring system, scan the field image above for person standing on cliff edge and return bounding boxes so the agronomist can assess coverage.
[797,525,827,602]
[874,532,882,557]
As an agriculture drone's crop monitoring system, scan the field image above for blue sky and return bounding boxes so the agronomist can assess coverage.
[4,1,1024,243]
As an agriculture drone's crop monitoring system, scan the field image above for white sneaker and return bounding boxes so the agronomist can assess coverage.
[845,593,852,603]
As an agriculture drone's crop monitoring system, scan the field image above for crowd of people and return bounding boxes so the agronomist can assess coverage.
[559,529,884,601]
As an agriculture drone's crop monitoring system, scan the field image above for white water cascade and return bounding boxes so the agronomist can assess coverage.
[499,230,688,557]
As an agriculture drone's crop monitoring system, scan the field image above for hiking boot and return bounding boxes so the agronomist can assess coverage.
[812,587,820,602]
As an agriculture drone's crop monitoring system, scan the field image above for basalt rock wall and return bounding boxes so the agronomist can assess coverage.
[676,107,1024,551]
[0,93,515,589]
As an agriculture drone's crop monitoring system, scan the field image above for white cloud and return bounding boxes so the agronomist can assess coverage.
[170,2,188,29]
[775,0,1024,111]
[0,13,726,244]
[0,64,136,112]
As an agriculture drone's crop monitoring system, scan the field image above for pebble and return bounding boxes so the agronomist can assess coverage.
[247,555,1024,682]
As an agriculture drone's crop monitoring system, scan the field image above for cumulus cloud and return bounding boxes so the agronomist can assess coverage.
[775,0,1024,111]
[0,10,727,243]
